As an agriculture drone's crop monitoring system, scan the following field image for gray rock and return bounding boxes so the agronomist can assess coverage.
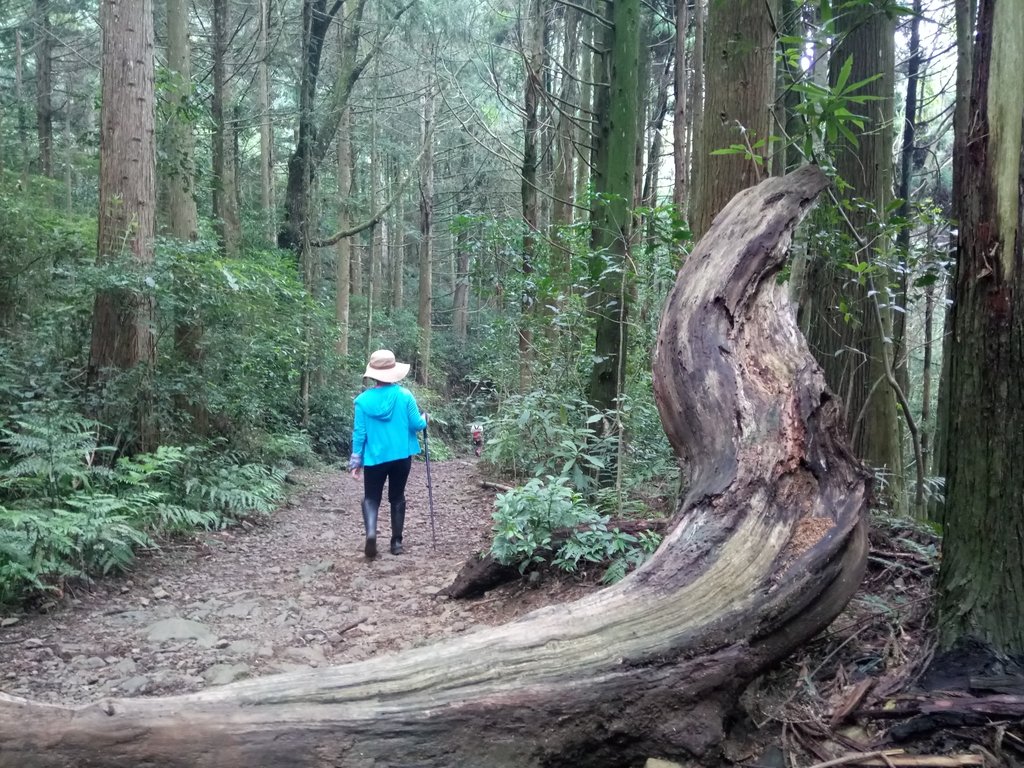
[151,586,170,600]
[145,617,217,647]
[283,645,326,666]
[113,658,138,675]
[72,655,107,670]
[0,617,20,627]
[119,676,152,696]
[226,639,258,655]
[202,663,251,686]
[297,561,335,581]
[221,600,260,618]
[645,760,685,768]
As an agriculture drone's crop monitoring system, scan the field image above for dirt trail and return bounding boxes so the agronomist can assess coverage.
[0,460,590,704]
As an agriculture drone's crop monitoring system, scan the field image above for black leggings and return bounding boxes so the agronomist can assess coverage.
[363,457,412,508]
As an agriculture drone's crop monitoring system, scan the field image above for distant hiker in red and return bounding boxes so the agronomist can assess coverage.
[470,423,484,457]
[349,350,428,558]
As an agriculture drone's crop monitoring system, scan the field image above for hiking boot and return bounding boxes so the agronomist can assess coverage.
[362,498,379,558]
[390,499,406,555]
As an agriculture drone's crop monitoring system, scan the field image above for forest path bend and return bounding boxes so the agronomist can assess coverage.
[0,460,586,704]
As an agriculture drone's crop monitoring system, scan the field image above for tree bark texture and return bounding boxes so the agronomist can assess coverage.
[799,0,903,512]
[519,0,544,393]
[166,0,206,435]
[588,0,640,426]
[937,0,1024,653]
[672,0,689,211]
[0,166,869,767]
[211,0,240,257]
[689,0,777,241]
[930,0,977,521]
[88,0,157,450]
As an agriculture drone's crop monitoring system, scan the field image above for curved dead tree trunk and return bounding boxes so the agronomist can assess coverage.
[0,166,868,768]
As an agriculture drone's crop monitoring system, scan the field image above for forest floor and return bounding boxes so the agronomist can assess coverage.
[0,458,1017,767]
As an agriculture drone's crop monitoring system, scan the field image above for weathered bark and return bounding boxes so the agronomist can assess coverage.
[689,0,776,241]
[0,167,868,767]
[937,0,1024,653]
[88,0,157,452]
[166,0,205,435]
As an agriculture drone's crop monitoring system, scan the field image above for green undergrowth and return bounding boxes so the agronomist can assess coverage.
[489,476,662,584]
[0,411,287,605]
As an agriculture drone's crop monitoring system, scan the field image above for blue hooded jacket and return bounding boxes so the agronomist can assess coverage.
[351,384,427,467]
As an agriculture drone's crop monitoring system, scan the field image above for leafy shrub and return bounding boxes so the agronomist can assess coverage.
[489,477,661,583]
[483,390,616,494]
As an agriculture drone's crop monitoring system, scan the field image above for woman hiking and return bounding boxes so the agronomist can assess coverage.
[348,349,428,558]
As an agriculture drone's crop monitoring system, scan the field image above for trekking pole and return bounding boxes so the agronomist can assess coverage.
[423,422,437,550]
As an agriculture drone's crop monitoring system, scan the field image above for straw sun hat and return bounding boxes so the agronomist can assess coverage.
[363,349,411,383]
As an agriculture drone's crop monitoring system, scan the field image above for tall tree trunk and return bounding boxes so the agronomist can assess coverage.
[671,0,689,212]
[166,0,205,435]
[800,1,904,513]
[335,106,352,357]
[894,0,922,509]
[416,86,435,386]
[279,0,412,253]
[519,0,544,393]
[16,29,29,187]
[689,0,777,241]
[34,0,53,178]
[390,190,404,311]
[937,0,1024,653]
[685,0,704,227]
[575,11,593,216]
[0,168,869,768]
[89,0,157,452]
[930,0,976,522]
[453,215,469,340]
[211,0,240,256]
[587,0,640,486]
[258,0,276,246]
[776,0,805,174]
[550,7,579,267]
[62,80,72,213]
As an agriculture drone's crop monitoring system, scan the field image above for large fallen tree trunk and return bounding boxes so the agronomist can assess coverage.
[0,166,869,767]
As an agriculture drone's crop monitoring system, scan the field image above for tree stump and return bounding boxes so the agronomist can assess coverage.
[0,166,869,767]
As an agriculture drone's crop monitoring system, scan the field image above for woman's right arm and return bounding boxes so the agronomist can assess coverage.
[350,402,366,473]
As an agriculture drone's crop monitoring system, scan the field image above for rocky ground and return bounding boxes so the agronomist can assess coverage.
[0,459,592,704]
